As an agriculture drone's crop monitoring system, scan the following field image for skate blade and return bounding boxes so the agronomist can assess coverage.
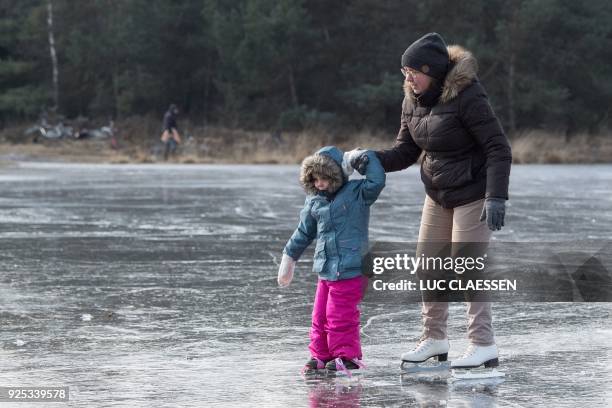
[329,368,364,378]
[451,368,505,381]
[302,369,327,376]
[400,361,450,374]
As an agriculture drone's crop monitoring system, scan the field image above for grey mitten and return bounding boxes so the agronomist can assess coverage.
[479,198,506,231]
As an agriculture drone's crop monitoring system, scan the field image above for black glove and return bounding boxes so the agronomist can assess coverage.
[347,148,369,175]
[479,198,506,231]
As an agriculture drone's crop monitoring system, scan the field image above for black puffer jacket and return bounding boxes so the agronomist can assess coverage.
[376,45,512,209]
[162,110,178,132]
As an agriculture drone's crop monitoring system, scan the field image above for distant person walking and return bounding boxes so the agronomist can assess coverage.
[161,104,182,160]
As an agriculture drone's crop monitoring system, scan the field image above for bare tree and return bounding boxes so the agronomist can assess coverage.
[47,0,59,111]
[506,6,518,134]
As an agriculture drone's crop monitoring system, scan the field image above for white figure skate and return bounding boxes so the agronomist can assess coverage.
[450,343,505,380]
[400,338,450,374]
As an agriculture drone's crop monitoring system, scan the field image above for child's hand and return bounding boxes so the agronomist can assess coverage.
[277,254,296,287]
[347,149,369,175]
[341,152,355,177]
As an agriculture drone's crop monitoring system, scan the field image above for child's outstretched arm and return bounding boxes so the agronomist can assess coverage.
[284,197,317,259]
[360,150,386,206]
[278,198,317,287]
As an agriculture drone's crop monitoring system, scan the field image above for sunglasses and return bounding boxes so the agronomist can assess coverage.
[401,67,421,78]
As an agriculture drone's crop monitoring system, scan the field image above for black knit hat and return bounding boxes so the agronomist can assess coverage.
[401,32,449,81]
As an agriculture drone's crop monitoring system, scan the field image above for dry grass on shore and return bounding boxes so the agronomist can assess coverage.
[0,121,610,164]
[510,130,612,164]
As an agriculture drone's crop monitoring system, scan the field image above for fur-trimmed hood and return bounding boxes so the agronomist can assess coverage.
[404,45,478,105]
[300,146,345,196]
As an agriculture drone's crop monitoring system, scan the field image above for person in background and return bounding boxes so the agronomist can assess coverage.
[161,104,182,160]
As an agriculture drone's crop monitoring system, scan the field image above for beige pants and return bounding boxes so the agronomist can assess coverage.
[416,195,494,346]
[161,129,181,144]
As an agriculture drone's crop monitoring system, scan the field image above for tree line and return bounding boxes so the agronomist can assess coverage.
[1,0,611,135]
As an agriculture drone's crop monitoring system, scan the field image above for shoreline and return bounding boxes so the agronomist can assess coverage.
[1,128,611,165]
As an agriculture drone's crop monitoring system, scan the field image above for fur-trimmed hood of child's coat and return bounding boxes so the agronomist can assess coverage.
[404,45,478,105]
[300,146,345,196]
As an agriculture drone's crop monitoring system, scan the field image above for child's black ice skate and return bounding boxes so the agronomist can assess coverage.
[302,357,328,375]
[325,357,365,377]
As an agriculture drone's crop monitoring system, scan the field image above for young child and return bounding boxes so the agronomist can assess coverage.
[277,146,385,374]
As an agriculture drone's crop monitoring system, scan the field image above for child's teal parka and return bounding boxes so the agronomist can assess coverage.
[284,146,385,281]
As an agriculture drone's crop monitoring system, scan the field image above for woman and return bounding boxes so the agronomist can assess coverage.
[369,32,512,369]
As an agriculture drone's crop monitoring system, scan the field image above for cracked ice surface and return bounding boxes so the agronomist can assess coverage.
[0,162,610,407]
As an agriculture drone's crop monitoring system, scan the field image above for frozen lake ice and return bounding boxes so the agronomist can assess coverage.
[0,162,611,407]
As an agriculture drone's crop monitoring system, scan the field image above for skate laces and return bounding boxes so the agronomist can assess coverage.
[335,358,347,375]
[462,344,478,358]
[414,337,433,351]
[315,358,326,369]
[334,358,365,378]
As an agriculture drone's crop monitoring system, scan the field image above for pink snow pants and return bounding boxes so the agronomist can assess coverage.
[309,275,366,361]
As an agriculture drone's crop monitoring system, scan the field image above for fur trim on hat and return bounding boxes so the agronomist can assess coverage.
[404,45,478,105]
[300,153,344,195]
